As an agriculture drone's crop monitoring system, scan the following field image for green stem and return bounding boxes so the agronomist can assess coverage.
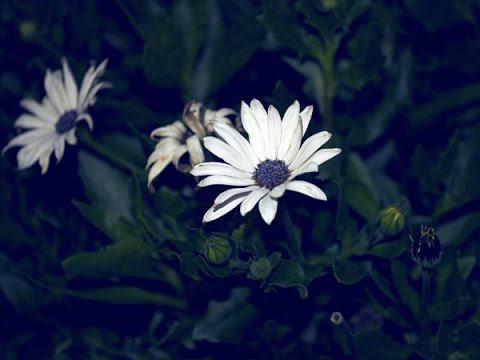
[421,269,432,354]
[78,130,144,176]
[280,202,305,262]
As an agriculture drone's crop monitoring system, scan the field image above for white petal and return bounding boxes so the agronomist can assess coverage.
[147,152,174,187]
[212,185,258,205]
[299,105,313,136]
[289,161,319,180]
[146,138,180,168]
[76,113,93,130]
[39,148,53,174]
[186,135,205,166]
[284,122,303,165]
[277,100,300,160]
[14,114,52,129]
[80,81,112,111]
[16,137,54,170]
[203,192,249,223]
[77,59,108,112]
[270,183,286,198]
[197,175,255,188]
[258,196,278,225]
[250,99,270,157]
[203,136,253,173]
[65,131,77,145]
[286,180,327,200]
[61,58,78,109]
[20,99,57,122]
[151,121,186,140]
[289,131,332,170]
[171,145,189,171]
[267,105,282,159]
[44,69,69,114]
[212,122,258,168]
[3,129,54,154]
[240,187,269,216]
[309,148,342,166]
[190,162,251,178]
[240,101,267,160]
[54,138,65,162]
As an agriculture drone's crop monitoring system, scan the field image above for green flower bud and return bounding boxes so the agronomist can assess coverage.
[411,225,442,269]
[19,21,37,41]
[203,236,231,264]
[249,257,272,280]
[378,206,405,236]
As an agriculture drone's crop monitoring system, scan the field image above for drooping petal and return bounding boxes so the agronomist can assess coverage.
[61,58,78,109]
[309,148,342,166]
[186,135,205,166]
[258,195,278,225]
[77,59,108,113]
[171,145,189,171]
[240,187,269,216]
[267,105,282,159]
[191,162,251,178]
[76,113,93,130]
[289,131,331,170]
[286,180,327,200]
[203,191,249,223]
[146,138,179,168]
[65,131,77,145]
[54,138,65,162]
[241,101,267,161]
[299,105,313,136]
[277,100,300,160]
[212,122,258,168]
[150,121,186,140]
[203,136,253,173]
[39,148,53,174]
[80,81,112,111]
[147,152,174,188]
[197,175,255,188]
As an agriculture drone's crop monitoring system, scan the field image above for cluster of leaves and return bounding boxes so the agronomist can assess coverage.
[2,0,480,359]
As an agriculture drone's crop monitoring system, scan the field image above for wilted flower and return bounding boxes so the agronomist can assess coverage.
[378,205,405,236]
[191,99,342,225]
[411,225,442,269]
[3,58,110,174]
[146,101,236,190]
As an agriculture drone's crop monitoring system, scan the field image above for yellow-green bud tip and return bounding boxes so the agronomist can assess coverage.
[378,206,405,236]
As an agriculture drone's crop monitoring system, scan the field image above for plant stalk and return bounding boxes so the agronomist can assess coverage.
[280,202,305,262]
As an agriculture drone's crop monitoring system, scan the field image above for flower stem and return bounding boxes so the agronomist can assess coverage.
[420,268,432,354]
[280,202,305,262]
[78,130,144,176]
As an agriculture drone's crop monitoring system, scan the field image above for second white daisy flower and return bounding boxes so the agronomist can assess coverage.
[191,99,342,225]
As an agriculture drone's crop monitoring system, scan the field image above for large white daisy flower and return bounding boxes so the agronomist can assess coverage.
[2,58,110,174]
[191,99,342,225]
[146,101,237,190]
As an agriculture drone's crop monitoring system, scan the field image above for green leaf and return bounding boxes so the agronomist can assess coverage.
[368,267,398,303]
[368,238,409,259]
[333,258,370,285]
[354,330,411,360]
[458,256,476,280]
[429,297,474,322]
[192,287,259,344]
[78,151,133,222]
[268,260,308,298]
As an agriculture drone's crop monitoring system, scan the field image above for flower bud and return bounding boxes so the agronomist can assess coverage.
[249,257,272,280]
[378,206,405,236]
[203,235,232,264]
[411,225,442,269]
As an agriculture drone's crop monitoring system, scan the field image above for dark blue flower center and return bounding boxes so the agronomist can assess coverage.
[253,159,289,190]
[55,110,77,134]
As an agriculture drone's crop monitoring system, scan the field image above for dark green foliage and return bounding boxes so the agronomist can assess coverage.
[2,0,480,358]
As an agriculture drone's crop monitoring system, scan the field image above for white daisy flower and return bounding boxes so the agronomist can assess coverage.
[191,99,342,225]
[146,101,237,190]
[2,58,110,174]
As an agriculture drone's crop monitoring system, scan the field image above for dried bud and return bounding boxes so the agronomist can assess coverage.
[378,206,405,236]
[203,235,232,265]
[330,312,344,325]
[411,225,442,269]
